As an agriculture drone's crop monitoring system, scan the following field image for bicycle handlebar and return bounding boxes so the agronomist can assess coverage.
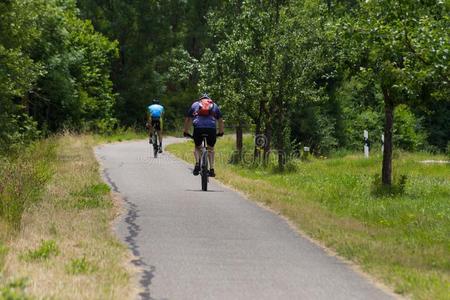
[183,132,224,139]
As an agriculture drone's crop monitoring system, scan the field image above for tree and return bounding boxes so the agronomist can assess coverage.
[338,0,449,185]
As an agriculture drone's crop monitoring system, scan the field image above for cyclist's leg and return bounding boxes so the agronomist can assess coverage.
[207,146,215,168]
[153,120,162,146]
[193,128,202,164]
[206,128,217,171]
[157,130,163,146]
[147,122,154,143]
[192,128,203,175]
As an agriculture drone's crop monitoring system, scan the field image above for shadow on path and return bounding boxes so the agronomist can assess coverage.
[104,168,156,300]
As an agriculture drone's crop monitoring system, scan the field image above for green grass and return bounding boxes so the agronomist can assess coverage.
[93,127,147,143]
[167,136,450,300]
[66,257,97,275]
[0,278,31,300]
[70,183,112,209]
[21,240,59,262]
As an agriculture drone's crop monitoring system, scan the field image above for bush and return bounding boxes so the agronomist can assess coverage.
[393,105,427,151]
[0,139,56,229]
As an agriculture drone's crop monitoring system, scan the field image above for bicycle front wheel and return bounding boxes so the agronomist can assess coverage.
[201,171,208,191]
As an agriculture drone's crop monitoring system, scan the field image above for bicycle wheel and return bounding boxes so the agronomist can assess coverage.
[201,151,208,191]
[152,134,158,158]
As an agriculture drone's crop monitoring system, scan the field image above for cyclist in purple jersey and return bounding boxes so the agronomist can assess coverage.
[184,94,224,177]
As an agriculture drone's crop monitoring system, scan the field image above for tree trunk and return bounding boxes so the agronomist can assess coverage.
[382,88,394,186]
[253,100,264,162]
[263,126,272,166]
[236,122,243,163]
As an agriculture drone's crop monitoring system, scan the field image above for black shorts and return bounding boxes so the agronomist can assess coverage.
[151,118,161,131]
[193,128,216,147]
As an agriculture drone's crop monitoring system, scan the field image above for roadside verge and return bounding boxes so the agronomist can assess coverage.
[1,134,137,299]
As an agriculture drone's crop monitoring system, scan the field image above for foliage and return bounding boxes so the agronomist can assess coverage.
[0,0,118,152]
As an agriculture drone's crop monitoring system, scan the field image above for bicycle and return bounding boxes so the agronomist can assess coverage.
[184,132,222,191]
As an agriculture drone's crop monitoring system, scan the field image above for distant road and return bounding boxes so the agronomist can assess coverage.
[96,137,396,300]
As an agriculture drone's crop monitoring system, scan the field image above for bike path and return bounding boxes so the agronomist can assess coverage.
[95,137,396,300]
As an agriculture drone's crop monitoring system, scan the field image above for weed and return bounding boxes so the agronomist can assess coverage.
[66,257,97,275]
[48,223,57,236]
[71,183,111,209]
[0,278,31,300]
[371,174,408,197]
[21,240,59,262]
[0,242,8,270]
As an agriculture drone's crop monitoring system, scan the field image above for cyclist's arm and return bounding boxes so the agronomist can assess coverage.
[184,117,192,133]
[217,118,224,134]
[146,111,151,128]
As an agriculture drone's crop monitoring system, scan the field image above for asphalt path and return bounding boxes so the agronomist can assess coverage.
[95,137,395,300]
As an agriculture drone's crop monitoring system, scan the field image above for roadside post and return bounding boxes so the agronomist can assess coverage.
[303,146,310,160]
[364,130,369,158]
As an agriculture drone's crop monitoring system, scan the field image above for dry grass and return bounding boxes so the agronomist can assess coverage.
[1,134,137,299]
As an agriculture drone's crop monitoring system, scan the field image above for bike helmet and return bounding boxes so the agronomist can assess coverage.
[152,99,160,104]
[200,93,210,100]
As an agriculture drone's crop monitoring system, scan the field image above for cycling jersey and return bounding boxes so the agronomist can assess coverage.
[148,104,164,118]
[186,101,222,128]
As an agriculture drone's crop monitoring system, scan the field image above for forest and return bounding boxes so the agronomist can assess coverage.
[1,0,449,184]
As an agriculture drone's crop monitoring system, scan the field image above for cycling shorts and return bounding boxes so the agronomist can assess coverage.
[193,128,216,147]
[151,118,161,131]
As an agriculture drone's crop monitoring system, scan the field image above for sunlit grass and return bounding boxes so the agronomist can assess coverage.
[1,134,136,299]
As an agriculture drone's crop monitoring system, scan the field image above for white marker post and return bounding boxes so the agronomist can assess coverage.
[364,130,369,158]
[381,134,384,153]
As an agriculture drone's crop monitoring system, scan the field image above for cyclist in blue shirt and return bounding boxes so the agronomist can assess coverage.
[146,99,165,153]
[183,94,224,177]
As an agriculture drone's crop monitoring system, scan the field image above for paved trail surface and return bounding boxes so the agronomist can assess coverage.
[95,137,394,300]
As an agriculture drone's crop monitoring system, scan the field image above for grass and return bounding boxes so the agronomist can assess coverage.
[0,278,31,300]
[66,257,98,275]
[93,127,148,144]
[21,240,59,262]
[167,136,450,300]
[0,133,137,299]
[0,139,56,230]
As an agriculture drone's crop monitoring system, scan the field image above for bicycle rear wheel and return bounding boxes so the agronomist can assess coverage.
[200,151,208,191]
[152,134,158,158]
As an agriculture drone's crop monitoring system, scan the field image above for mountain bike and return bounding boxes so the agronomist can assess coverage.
[184,132,222,191]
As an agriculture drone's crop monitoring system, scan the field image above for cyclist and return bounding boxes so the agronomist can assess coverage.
[146,99,164,153]
[183,93,224,177]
